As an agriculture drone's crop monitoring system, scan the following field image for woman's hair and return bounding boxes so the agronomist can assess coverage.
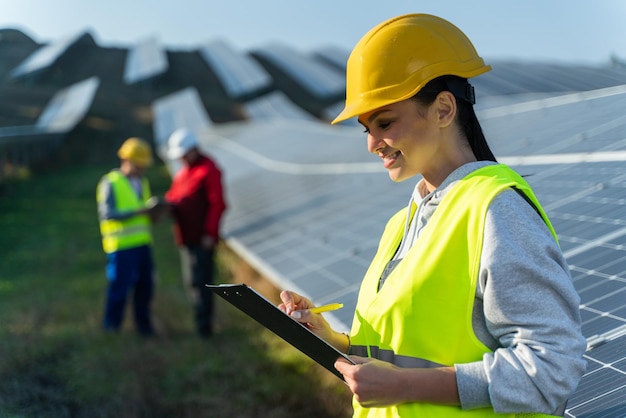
[413,76,497,162]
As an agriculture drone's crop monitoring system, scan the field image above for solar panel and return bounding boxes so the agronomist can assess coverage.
[311,45,349,70]
[252,42,345,99]
[242,91,315,121]
[199,39,272,99]
[123,36,168,85]
[472,61,626,98]
[35,77,100,133]
[9,31,89,79]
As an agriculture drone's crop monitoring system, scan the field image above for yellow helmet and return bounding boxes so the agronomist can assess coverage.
[332,14,491,124]
[117,137,153,167]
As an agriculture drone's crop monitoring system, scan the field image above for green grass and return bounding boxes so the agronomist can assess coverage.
[0,163,352,418]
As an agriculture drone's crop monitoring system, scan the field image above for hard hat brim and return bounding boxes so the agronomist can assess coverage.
[332,63,492,125]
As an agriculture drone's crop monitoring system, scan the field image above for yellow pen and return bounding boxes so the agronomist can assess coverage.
[308,303,344,314]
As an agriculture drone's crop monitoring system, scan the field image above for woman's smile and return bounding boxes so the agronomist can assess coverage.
[381,150,401,169]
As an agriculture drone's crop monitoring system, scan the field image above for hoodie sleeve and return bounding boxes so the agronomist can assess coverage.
[456,189,587,414]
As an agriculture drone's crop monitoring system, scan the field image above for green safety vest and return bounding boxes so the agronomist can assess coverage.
[350,165,557,418]
[97,170,152,253]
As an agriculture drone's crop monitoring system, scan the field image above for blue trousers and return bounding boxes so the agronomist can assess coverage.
[103,245,154,335]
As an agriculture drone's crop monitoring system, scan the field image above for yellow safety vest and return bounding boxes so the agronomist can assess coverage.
[350,165,557,418]
[97,170,152,253]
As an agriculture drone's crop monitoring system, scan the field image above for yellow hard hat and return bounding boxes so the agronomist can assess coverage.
[117,137,153,167]
[332,14,491,124]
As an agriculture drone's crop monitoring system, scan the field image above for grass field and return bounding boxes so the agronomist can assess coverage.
[0,162,352,417]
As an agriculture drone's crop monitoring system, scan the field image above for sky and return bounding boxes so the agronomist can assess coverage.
[2,0,626,65]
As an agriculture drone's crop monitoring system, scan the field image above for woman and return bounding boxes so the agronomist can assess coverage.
[278,13,587,417]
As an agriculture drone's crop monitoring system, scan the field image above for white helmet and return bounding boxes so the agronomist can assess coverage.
[167,128,199,159]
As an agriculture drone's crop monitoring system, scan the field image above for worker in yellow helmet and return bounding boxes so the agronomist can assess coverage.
[279,14,586,417]
[96,137,165,336]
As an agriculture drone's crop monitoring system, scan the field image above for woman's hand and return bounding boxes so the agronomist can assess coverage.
[335,357,460,408]
[335,356,407,407]
[278,290,347,351]
[278,290,312,315]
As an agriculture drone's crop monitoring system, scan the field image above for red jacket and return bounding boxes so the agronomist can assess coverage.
[165,155,226,246]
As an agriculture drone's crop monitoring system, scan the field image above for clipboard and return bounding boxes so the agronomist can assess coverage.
[208,283,355,381]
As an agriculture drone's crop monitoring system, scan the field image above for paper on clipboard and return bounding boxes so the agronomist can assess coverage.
[207,283,355,381]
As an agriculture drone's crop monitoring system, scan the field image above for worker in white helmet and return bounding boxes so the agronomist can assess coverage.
[165,128,226,338]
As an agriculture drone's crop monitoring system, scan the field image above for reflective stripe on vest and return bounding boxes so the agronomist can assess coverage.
[351,345,444,368]
[98,170,152,253]
[350,164,557,418]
